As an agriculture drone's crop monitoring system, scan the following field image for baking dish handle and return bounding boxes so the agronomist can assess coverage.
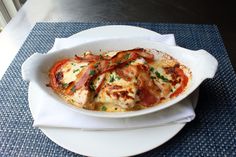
[195,49,218,80]
[21,53,46,82]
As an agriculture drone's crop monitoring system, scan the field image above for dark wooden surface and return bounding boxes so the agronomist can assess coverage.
[71,0,236,71]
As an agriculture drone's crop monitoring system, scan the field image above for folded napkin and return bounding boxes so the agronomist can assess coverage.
[49,34,176,52]
[32,33,196,130]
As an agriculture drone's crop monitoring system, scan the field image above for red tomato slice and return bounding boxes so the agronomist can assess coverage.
[170,67,188,98]
[49,59,69,90]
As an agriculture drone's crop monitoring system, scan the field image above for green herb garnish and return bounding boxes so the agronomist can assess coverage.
[71,86,76,93]
[62,83,69,88]
[150,76,156,79]
[155,71,169,82]
[116,75,121,80]
[101,106,107,111]
[124,53,130,60]
[89,70,96,76]
[94,62,99,68]
[109,75,115,82]
[150,67,154,72]
[73,69,80,73]
[71,63,76,66]
[89,82,95,91]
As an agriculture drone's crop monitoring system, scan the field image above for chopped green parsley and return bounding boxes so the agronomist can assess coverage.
[109,73,121,82]
[71,86,76,93]
[89,82,95,91]
[109,75,115,83]
[150,67,154,72]
[155,71,169,82]
[73,69,80,73]
[94,62,99,68]
[150,76,156,79]
[62,83,68,88]
[124,53,130,60]
[116,75,121,80]
[101,106,107,111]
[89,70,96,76]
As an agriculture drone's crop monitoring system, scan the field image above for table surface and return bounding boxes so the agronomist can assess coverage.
[0,0,235,79]
[2,21,236,157]
[0,0,236,156]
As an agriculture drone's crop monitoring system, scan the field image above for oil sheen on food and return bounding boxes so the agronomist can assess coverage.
[48,48,191,112]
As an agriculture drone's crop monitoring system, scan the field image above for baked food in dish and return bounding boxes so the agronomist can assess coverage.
[48,48,191,112]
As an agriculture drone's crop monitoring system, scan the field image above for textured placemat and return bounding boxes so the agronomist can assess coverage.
[1,22,236,156]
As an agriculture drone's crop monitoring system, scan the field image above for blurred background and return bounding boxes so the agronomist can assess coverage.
[0,0,26,30]
[0,0,235,70]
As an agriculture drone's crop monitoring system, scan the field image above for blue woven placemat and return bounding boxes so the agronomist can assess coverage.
[1,22,236,156]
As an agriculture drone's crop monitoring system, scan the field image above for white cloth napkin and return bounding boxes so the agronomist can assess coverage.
[33,33,196,130]
[49,34,176,52]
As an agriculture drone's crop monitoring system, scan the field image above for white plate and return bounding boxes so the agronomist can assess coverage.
[28,25,199,156]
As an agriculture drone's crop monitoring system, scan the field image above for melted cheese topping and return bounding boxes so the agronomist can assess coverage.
[94,59,147,110]
[57,61,90,107]
[64,87,90,108]
[95,71,137,109]
[130,58,146,66]
[58,60,88,84]
[50,49,191,112]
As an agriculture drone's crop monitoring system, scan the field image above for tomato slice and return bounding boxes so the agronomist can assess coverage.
[170,67,188,98]
[49,59,69,90]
